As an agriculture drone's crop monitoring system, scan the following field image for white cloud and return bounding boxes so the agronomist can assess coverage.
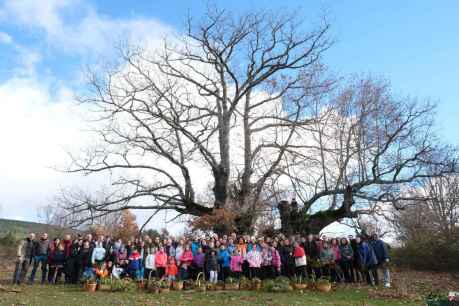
[0,31,12,44]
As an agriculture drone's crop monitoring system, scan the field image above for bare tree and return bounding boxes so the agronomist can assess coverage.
[278,78,457,234]
[59,6,332,232]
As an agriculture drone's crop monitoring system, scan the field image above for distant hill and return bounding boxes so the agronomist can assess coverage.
[0,218,76,240]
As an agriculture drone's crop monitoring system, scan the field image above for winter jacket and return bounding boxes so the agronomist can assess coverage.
[294,246,307,267]
[279,245,294,267]
[180,250,193,266]
[155,251,167,268]
[319,248,335,263]
[166,263,178,276]
[261,249,272,266]
[236,243,247,257]
[144,254,156,270]
[192,252,205,268]
[175,245,184,263]
[369,239,389,264]
[271,248,281,269]
[128,252,142,271]
[356,242,378,268]
[51,250,66,267]
[339,244,354,260]
[91,246,106,264]
[230,255,243,272]
[218,249,231,268]
[206,254,219,271]
[304,240,319,259]
[331,245,341,262]
[246,250,262,268]
[191,241,200,256]
[17,238,34,261]
[33,238,50,256]
[62,239,72,258]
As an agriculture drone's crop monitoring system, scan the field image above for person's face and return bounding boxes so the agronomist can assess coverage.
[83,241,90,248]
[64,234,71,241]
[160,247,164,252]
[29,233,35,240]
[41,233,48,240]
[356,237,361,243]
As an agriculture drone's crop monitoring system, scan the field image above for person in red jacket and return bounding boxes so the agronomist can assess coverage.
[165,256,178,282]
[155,246,168,278]
[293,241,307,280]
[179,245,193,280]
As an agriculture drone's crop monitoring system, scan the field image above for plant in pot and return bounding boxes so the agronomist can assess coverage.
[292,275,308,290]
[172,279,184,291]
[224,277,239,290]
[251,277,262,291]
[158,279,171,293]
[239,276,251,291]
[84,275,97,292]
[316,276,332,293]
[99,277,112,291]
[147,278,160,294]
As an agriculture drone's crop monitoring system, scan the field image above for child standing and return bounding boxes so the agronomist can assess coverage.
[230,249,243,279]
[206,250,218,284]
[165,256,178,282]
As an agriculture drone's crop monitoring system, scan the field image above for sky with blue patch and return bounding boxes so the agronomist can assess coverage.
[1,0,457,143]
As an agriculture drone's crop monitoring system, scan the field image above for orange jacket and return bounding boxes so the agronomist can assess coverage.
[166,263,178,276]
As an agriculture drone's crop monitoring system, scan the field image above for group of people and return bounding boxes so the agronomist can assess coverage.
[12,230,390,288]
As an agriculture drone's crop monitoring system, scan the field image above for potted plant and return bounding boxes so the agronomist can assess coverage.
[84,276,97,292]
[239,277,251,290]
[172,280,184,291]
[425,291,450,306]
[99,277,112,291]
[316,277,332,293]
[251,277,262,291]
[158,279,171,293]
[292,275,308,290]
[147,278,160,294]
[224,277,239,290]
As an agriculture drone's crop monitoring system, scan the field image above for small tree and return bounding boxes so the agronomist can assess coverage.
[115,210,139,240]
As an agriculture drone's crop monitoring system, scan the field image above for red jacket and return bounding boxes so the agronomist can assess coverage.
[166,263,178,276]
[180,250,193,266]
[294,246,305,258]
[155,251,167,268]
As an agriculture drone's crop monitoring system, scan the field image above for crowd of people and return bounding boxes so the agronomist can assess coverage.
[12,231,391,288]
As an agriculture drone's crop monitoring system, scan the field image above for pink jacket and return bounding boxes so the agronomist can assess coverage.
[271,248,281,269]
[155,251,167,268]
[332,245,341,262]
[179,250,193,266]
[230,255,243,272]
[246,250,262,268]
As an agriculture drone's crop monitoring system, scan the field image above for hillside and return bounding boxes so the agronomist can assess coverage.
[0,218,75,239]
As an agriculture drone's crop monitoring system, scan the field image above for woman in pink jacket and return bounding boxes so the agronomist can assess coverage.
[155,246,168,278]
[271,243,282,278]
[179,245,193,280]
[230,249,243,279]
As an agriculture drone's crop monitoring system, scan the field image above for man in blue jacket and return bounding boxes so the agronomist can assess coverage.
[356,236,378,286]
[369,233,391,288]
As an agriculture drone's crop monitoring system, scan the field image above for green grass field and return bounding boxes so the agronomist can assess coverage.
[0,284,424,306]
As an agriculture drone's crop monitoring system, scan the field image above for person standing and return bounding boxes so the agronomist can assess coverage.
[29,232,50,284]
[13,233,35,285]
[369,233,391,288]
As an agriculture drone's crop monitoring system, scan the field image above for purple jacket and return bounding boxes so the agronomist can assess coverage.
[192,252,205,268]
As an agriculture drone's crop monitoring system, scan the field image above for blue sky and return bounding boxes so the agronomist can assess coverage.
[0,0,457,229]
[1,0,457,142]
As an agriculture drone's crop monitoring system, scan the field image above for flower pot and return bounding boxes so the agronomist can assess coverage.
[137,281,146,290]
[172,281,183,291]
[316,282,331,293]
[293,283,308,290]
[85,283,97,292]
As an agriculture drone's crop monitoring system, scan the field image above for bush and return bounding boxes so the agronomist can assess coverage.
[0,231,18,247]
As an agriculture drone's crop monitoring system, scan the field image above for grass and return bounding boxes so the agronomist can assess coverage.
[0,284,424,306]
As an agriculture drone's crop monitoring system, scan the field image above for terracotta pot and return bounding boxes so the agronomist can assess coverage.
[316,282,331,293]
[224,283,239,290]
[137,282,145,290]
[85,283,97,292]
[293,283,308,290]
[149,287,160,294]
[172,281,183,291]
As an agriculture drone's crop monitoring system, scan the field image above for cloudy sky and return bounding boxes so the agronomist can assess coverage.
[0,0,458,233]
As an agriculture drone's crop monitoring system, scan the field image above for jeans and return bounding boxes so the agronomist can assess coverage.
[209,270,218,283]
[375,262,390,286]
[29,255,48,284]
[13,259,30,284]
